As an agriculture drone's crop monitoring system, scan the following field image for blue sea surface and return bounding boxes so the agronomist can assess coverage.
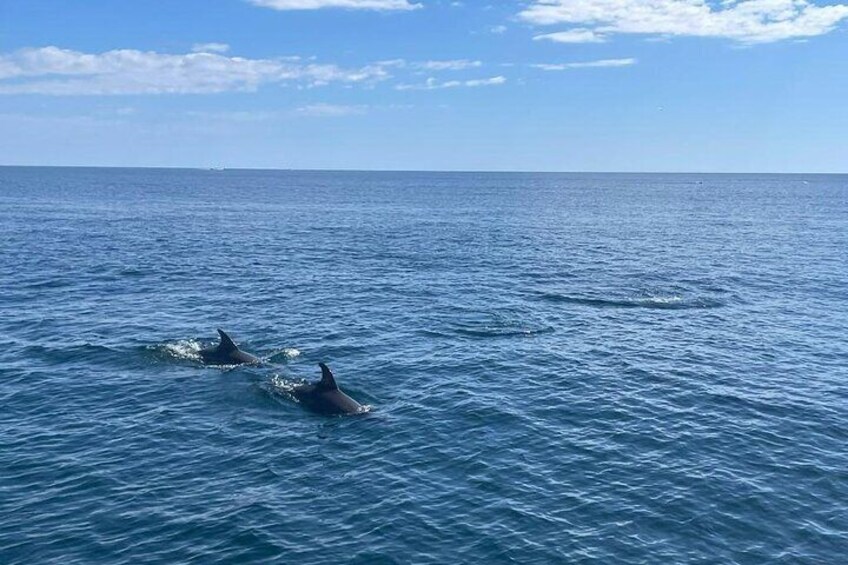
[1,167,846,564]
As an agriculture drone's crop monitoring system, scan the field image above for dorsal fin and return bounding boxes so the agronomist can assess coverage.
[318,363,339,391]
[217,329,238,352]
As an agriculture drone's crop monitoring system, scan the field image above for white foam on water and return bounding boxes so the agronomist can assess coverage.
[268,374,298,394]
[639,295,684,305]
[267,347,301,362]
[161,339,203,361]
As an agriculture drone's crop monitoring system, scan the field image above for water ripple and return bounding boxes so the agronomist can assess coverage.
[1,169,846,564]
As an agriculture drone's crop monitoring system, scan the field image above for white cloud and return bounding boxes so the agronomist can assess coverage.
[368,59,486,72]
[248,0,420,10]
[0,47,393,95]
[191,43,231,53]
[417,59,482,71]
[491,25,508,33]
[374,58,407,67]
[396,75,506,90]
[519,0,848,43]
[464,76,507,87]
[295,103,367,116]
[533,28,606,43]
[182,110,283,122]
[532,58,637,70]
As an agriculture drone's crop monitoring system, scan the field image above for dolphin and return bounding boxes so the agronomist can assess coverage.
[291,363,366,415]
[198,329,260,366]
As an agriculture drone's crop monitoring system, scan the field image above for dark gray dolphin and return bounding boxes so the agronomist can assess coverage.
[198,329,260,366]
[291,363,366,415]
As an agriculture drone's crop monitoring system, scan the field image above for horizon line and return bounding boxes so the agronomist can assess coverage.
[0,164,845,176]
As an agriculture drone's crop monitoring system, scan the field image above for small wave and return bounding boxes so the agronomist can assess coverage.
[23,342,120,365]
[428,310,555,340]
[538,293,724,310]
[119,267,148,277]
[452,326,555,338]
[418,329,453,339]
[21,279,72,290]
[268,348,301,363]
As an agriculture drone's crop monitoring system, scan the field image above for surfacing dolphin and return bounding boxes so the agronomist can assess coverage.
[198,329,260,366]
[291,363,366,415]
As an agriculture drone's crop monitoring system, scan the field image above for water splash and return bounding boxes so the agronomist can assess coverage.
[268,348,301,363]
[151,339,203,362]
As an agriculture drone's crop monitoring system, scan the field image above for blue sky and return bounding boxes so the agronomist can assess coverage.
[1,0,847,172]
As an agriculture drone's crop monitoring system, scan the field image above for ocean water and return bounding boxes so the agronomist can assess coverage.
[1,167,846,564]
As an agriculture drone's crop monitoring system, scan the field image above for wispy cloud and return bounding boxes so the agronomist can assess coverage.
[369,59,484,72]
[395,75,506,90]
[531,58,637,70]
[295,103,368,116]
[519,0,848,44]
[248,0,420,10]
[0,47,393,95]
[183,110,283,122]
[534,28,606,43]
[191,43,231,53]
[417,59,482,71]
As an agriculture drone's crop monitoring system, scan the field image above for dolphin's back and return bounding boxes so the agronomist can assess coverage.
[292,364,364,415]
[321,389,363,415]
[198,329,259,365]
